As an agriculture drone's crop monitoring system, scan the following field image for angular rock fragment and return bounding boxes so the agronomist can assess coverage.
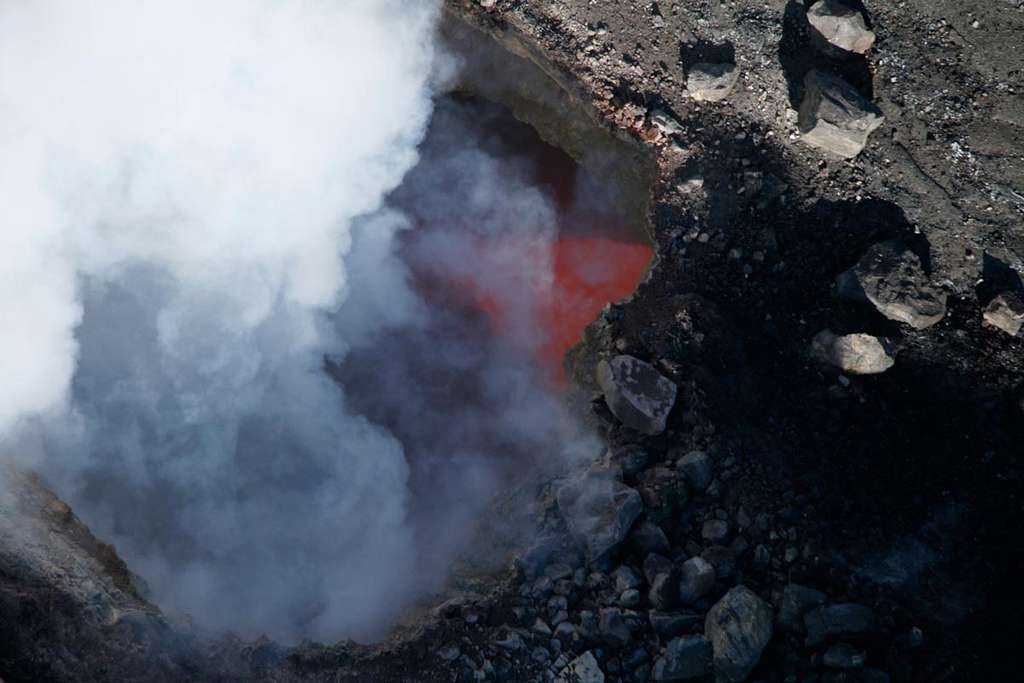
[644,553,674,584]
[558,476,643,563]
[983,291,1024,336]
[599,607,632,646]
[613,565,643,593]
[799,70,884,158]
[558,650,605,683]
[677,556,716,604]
[637,467,687,524]
[597,355,678,435]
[778,583,827,629]
[807,0,876,55]
[649,610,703,637]
[676,450,713,492]
[701,546,737,582]
[823,642,867,669]
[810,330,895,375]
[610,444,649,477]
[837,240,947,328]
[651,108,684,135]
[652,635,712,681]
[620,588,641,608]
[687,62,739,102]
[649,571,679,610]
[630,520,671,555]
[804,603,876,647]
[705,586,774,683]
[702,519,730,543]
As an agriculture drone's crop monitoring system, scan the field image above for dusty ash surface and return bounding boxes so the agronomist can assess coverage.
[2,1,1023,681]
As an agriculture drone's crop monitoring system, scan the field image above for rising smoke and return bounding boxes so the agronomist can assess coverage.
[0,0,596,644]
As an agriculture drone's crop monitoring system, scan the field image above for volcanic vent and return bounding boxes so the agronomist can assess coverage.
[0,0,660,651]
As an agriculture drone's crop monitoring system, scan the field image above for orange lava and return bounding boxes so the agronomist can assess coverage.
[538,236,651,383]
[421,104,652,386]
[467,232,651,385]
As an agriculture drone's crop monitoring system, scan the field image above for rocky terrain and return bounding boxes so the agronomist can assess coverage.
[2,0,1023,681]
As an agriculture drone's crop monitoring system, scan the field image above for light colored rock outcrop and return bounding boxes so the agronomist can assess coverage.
[687,62,739,102]
[836,240,947,328]
[557,650,605,683]
[983,291,1024,336]
[652,635,713,681]
[810,330,895,375]
[557,475,643,563]
[807,0,876,55]
[799,70,884,158]
[705,586,774,683]
[597,355,678,435]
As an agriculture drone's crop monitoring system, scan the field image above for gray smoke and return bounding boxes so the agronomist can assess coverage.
[0,1,595,644]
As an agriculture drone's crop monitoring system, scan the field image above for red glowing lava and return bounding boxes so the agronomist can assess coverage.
[409,100,652,386]
[540,236,651,383]
[464,213,651,385]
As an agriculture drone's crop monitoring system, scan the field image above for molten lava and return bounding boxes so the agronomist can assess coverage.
[406,99,652,386]
[464,143,652,385]
[541,235,651,382]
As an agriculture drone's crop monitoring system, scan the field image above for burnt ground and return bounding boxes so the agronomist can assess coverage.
[2,1,1023,682]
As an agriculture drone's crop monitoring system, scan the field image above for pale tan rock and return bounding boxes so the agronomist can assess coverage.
[807,0,876,55]
[811,330,895,375]
[983,291,1024,336]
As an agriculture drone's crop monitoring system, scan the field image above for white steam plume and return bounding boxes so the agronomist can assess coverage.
[0,0,446,642]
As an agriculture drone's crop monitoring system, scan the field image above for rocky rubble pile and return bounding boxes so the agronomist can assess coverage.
[425,389,914,682]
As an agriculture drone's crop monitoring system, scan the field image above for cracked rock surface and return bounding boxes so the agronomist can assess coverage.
[837,239,948,328]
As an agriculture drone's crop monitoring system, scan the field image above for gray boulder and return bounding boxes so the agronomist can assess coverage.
[609,444,649,477]
[778,583,827,629]
[597,355,678,435]
[983,291,1024,336]
[687,62,739,102]
[599,607,632,646]
[644,553,673,584]
[799,70,884,158]
[620,589,642,608]
[702,519,730,543]
[705,586,774,683]
[649,610,702,637]
[630,520,671,555]
[823,642,867,669]
[676,450,713,491]
[810,330,895,375]
[558,476,643,563]
[807,0,876,55]
[677,556,716,604]
[637,467,687,525]
[613,565,642,593]
[649,571,679,610]
[804,603,876,647]
[837,240,947,328]
[557,650,605,683]
[652,635,713,681]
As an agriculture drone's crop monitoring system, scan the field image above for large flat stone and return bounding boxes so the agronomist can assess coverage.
[983,291,1024,336]
[807,0,876,55]
[705,586,774,683]
[597,355,678,435]
[836,240,947,328]
[687,62,739,102]
[557,650,605,683]
[652,635,712,681]
[557,476,643,564]
[810,330,895,375]
[799,70,884,158]
[804,603,876,647]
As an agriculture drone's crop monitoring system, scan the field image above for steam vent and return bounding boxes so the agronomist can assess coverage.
[1,1,1022,681]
